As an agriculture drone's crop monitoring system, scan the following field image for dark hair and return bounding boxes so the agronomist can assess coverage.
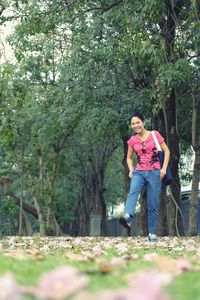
[130,112,144,122]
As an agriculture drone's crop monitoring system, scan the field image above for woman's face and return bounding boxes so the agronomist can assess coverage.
[131,116,144,134]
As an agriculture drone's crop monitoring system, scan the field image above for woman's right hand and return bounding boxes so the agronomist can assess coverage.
[129,169,133,178]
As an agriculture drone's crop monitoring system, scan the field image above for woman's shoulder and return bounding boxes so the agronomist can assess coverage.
[128,134,138,141]
[127,135,138,146]
[152,130,159,134]
[153,130,163,136]
[152,130,164,143]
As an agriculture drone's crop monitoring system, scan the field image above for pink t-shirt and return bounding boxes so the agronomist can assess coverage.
[127,131,164,171]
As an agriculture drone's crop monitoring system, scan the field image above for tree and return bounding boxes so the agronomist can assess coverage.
[189,0,200,235]
[0,0,199,237]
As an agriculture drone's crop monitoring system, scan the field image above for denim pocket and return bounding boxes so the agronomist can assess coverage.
[152,170,161,179]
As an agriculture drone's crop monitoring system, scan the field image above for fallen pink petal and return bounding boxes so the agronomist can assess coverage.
[143,252,158,261]
[31,266,89,299]
[0,273,23,300]
[176,259,191,274]
[115,243,128,253]
[92,245,103,256]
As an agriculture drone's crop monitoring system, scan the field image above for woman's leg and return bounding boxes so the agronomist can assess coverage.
[125,170,146,216]
[146,170,162,234]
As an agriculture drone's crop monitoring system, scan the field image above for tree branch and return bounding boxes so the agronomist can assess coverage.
[6,192,38,218]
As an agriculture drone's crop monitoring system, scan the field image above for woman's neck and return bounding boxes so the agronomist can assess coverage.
[138,129,149,137]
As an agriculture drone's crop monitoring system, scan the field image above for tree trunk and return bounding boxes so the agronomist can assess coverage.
[189,1,200,235]
[89,144,117,236]
[153,96,183,236]
[189,90,200,235]
[139,189,148,236]
[189,150,200,235]
[99,170,107,235]
[164,92,184,236]
[90,173,104,236]
[19,141,25,236]
[159,1,186,236]
[7,191,38,217]
[22,211,33,236]
[0,180,62,236]
[75,195,90,236]
[153,109,169,236]
[48,214,63,236]
[32,196,46,236]
[47,157,59,228]
[0,177,38,218]
[157,188,168,236]
[121,131,131,194]
[121,131,132,237]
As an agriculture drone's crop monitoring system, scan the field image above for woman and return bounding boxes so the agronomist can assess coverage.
[119,112,170,242]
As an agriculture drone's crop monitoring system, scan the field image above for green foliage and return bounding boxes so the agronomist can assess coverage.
[0,197,19,235]
[0,0,199,235]
[159,59,193,89]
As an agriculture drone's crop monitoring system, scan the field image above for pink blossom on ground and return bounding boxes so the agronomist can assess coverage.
[92,245,102,256]
[156,241,167,248]
[58,241,72,249]
[109,256,126,266]
[95,287,137,300]
[101,241,113,250]
[40,245,51,253]
[127,270,172,300]
[168,239,179,248]
[129,269,172,286]
[143,252,158,261]
[163,236,170,241]
[196,247,200,258]
[83,251,94,261]
[115,243,128,254]
[0,273,22,300]
[28,239,34,246]
[0,243,3,252]
[7,236,16,246]
[172,247,184,252]
[183,238,195,245]
[73,238,82,245]
[175,259,191,275]
[95,270,172,300]
[184,244,195,251]
[31,266,89,300]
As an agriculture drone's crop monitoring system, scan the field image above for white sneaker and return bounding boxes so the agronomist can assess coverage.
[119,214,131,229]
[148,233,158,243]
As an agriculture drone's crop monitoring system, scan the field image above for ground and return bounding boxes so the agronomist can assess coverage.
[0,236,200,299]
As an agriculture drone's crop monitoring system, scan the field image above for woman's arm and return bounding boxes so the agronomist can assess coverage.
[160,141,170,180]
[127,145,134,178]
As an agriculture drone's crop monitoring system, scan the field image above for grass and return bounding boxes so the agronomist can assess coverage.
[0,236,200,299]
[167,272,200,300]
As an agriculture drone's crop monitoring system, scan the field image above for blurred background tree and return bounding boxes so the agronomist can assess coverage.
[0,0,199,236]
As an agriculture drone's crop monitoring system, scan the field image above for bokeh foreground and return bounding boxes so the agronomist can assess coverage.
[0,236,200,300]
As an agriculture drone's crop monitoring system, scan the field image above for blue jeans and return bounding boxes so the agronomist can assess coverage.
[125,170,162,234]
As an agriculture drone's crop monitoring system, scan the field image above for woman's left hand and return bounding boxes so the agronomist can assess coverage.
[160,168,166,180]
